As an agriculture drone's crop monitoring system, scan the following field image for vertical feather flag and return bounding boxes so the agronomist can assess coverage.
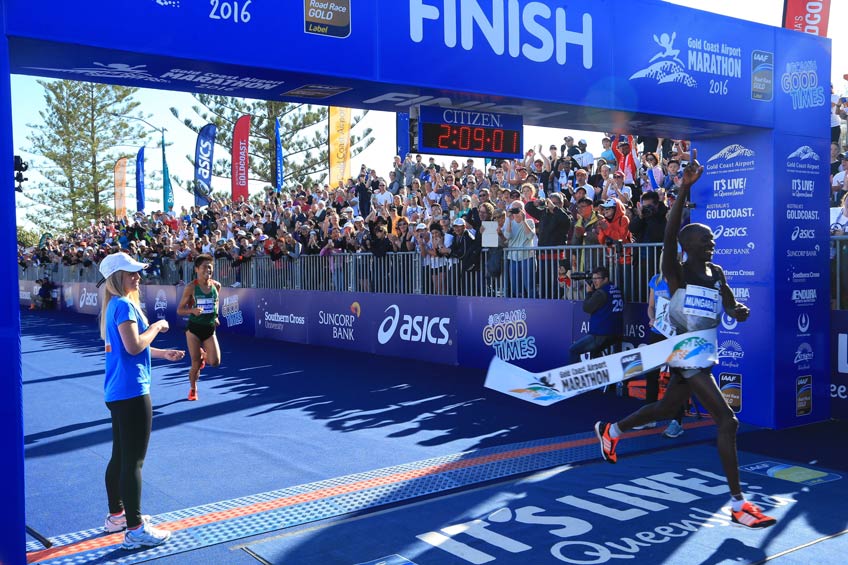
[161,131,174,212]
[274,117,284,193]
[231,115,251,202]
[329,107,351,187]
[194,124,217,207]
[135,147,145,213]
[114,157,128,219]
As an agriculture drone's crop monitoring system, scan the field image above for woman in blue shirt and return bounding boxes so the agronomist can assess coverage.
[98,252,185,549]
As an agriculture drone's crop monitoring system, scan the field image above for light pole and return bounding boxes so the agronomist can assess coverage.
[111,114,173,212]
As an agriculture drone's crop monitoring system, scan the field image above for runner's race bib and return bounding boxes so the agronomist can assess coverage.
[196,297,216,314]
[682,285,720,319]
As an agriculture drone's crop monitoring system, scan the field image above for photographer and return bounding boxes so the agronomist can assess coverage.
[568,265,624,364]
[526,193,572,298]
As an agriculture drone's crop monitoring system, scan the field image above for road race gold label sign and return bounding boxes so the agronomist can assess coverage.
[304,0,351,38]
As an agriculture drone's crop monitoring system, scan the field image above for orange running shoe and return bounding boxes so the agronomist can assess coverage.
[187,388,198,401]
[731,501,777,528]
[594,421,619,464]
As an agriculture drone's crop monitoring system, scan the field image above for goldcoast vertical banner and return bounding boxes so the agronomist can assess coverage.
[231,115,251,202]
[328,107,350,187]
[113,157,128,219]
[135,147,145,213]
[783,0,831,37]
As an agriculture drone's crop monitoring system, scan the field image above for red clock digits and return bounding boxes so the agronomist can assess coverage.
[437,124,451,148]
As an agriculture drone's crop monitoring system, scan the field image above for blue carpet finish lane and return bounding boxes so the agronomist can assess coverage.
[242,445,848,565]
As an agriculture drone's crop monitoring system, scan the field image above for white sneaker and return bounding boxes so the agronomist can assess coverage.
[632,421,657,430]
[663,420,685,438]
[122,522,171,549]
[104,513,151,533]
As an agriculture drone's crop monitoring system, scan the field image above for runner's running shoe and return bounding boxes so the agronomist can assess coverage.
[122,522,171,549]
[187,388,198,401]
[632,421,657,430]
[731,502,777,529]
[663,420,685,438]
[104,513,150,533]
[594,421,619,464]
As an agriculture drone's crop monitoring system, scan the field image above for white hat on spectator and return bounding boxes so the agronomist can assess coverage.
[601,198,617,208]
[343,222,355,229]
[452,218,466,226]
[354,216,364,222]
[237,230,246,236]
[258,235,268,241]
[97,252,147,287]
[578,139,587,145]
[415,223,427,231]
[343,207,354,214]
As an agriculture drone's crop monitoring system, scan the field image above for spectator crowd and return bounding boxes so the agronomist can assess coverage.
[17,126,848,302]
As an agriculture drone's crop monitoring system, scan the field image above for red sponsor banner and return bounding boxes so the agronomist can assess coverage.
[113,157,128,219]
[231,115,251,202]
[783,0,830,37]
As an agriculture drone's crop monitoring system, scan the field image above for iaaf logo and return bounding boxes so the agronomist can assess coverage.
[791,226,816,240]
[79,288,98,308]
[712,225,748,239]
[794,342,814,367]
[378,305,450,345]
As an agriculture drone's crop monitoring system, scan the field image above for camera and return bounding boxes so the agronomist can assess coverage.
[569,271,591,281]
[508,208,521,214]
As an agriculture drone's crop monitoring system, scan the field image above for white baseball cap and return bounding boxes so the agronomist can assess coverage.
[97,252,147,287]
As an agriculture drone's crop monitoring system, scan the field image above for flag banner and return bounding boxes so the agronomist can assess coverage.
[485,328,718,406]
[135,147,145,213]
[38,232,53,248]
[194,123,217,207]
[328,107,351,187]
[161,131,174,212]
[232,115,251,202]
[114,157,128,219]
[782,0,830,36]
[274,117,284,192]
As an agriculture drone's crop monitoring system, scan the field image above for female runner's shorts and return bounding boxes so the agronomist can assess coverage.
[186,320,215,342]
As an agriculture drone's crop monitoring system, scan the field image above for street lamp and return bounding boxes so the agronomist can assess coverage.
[111,113,173,213]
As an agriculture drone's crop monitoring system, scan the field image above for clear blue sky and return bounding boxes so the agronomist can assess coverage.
[11,0,847,225]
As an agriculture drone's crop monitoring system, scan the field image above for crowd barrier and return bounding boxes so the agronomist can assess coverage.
[18,279,848,420]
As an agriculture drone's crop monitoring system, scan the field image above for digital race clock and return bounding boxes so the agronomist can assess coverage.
[417,106,523,159]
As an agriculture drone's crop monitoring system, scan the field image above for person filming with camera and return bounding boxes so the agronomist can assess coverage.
[567,265,624,364]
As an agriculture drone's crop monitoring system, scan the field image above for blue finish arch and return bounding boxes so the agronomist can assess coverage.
[0,1,832,562]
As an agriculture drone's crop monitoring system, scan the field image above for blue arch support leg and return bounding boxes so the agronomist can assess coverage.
[0,5,27,563]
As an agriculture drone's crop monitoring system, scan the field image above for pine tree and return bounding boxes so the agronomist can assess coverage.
[19,80,148,233]
[170,95,373,192]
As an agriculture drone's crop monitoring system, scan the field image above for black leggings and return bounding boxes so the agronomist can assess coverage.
[105,394,152,528]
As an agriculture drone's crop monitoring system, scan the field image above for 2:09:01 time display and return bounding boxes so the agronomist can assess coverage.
[421,123,521,157]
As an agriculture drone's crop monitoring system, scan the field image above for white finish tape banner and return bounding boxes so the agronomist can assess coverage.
[484,329,717,406]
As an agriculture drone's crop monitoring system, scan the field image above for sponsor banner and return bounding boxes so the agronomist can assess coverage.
[135,147,145,213]
[255,289,310,344]
[486,329,718,406]
[371,294,457,362]
[231,115,251,202]
[783,0,831,37]
[310,292,373,353]
[217,288,255,336]
[113,157,128,220]
[773,27,830,137]
[328,107,350,187]
[456,298,575,372]
[76,284,101,316]
[830,310,848,419]
[274,118,284,191]
[194,123,216,207]
[138,285,178,326]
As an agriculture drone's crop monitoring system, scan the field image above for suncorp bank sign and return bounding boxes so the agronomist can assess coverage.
[377,305,451,345]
